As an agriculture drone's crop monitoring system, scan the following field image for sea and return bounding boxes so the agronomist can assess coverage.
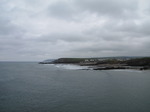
[0,62,150,112]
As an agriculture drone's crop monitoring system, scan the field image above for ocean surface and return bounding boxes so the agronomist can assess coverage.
[0,62,150,112]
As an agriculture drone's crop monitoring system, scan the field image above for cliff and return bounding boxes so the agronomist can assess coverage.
[52,58,85,64]
[39,57,150,70]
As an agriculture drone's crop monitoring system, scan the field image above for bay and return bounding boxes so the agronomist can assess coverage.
[0,62,150,112]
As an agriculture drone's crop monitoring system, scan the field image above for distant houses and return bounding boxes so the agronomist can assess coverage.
[81,57,131,65]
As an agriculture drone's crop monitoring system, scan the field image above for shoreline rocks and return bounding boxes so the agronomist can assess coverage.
[39,57,150,70]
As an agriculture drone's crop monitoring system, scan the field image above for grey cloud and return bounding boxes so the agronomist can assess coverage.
[36,33,89,43]
[48,1,76,20]
[114,20,150,37]
[0,0,150,61]
[75,0,138,17]
[48,0,139,20]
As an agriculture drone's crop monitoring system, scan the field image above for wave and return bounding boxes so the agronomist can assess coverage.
[110,69,142,72]
[55,64,89,70]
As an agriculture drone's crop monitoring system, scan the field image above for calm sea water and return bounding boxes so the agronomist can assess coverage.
[0,62,150,112]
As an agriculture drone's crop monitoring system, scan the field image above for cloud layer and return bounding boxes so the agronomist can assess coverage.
[0,0,150,61]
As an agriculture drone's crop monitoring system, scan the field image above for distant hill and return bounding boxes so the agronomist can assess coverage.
[52,58,85,64]
[125,57,150,66]
[43,59,55,62]
[39,59,55,64]
[39,56,150,70]
[39,56,150,66]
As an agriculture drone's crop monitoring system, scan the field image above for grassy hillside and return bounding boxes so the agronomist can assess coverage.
[53,58,85,64]
[125,57,150,66]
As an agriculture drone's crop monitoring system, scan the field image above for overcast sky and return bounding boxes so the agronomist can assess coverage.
[0,0,150,61]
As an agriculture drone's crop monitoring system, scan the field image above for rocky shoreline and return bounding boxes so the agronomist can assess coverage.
[92,65,149,70]
[39,57,150,70]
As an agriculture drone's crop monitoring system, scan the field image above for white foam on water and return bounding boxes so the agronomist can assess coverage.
[55,64,89,70]
[110,69,142,73]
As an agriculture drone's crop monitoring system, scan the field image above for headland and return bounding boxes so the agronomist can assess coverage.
[39,57,150,70]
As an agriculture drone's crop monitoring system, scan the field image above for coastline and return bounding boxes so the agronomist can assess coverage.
[39,57,150,70]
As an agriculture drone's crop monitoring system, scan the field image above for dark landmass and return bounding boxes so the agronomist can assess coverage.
[39,59,55,64]
[39,57,150,70]
[53,58,85,64]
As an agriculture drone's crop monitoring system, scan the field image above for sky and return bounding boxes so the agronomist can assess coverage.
[0,0,150,61]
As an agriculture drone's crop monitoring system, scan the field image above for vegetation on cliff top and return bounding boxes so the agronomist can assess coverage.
[40,57,150,68]
[125,57,150,66]
[52,57,150,66]
[53,58,85,64]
